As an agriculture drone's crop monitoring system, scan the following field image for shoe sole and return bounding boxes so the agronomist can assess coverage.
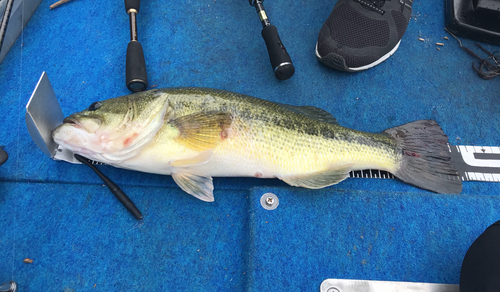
[315,40,401,72]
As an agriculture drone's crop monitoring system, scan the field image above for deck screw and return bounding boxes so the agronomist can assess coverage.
[260,193,279,210]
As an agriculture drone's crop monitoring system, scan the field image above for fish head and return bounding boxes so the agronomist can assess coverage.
[52,90,171,162]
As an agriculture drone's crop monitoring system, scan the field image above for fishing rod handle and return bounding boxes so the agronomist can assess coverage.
[126,40,148,92]
[125,0,140,13]
[261,24,295,80]
[125,0,147,92]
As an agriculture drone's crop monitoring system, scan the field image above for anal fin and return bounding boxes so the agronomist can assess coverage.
[281,164,354,189]
[172,172,214,202]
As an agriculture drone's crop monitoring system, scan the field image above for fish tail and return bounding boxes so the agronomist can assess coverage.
[384,120,462,194]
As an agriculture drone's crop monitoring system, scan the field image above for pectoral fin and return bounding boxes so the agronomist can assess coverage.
[172,172,215,202]
[170,150,213,168]
[281,164,354,189]
[171,111,232,151]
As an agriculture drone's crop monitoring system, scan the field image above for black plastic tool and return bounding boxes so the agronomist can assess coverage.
[249,0,294,80]
[125,0,148,92]
[74,154,143,220]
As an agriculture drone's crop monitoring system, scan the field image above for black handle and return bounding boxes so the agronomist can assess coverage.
[125,0,140,13]
[261,25,295,80]
[125,0,147,92]
[75,154,143,220]
[126,41,148,92]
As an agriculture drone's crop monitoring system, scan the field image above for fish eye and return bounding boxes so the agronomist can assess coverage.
[88,101,102,111]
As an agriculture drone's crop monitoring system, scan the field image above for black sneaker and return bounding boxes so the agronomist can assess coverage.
[315,0,413,72]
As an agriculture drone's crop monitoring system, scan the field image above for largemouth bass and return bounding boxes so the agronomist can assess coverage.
[52,87,462,201]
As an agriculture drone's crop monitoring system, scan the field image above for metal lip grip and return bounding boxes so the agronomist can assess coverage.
[125,0,148,92]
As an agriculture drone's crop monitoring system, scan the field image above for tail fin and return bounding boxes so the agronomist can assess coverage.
[384,120,462,194]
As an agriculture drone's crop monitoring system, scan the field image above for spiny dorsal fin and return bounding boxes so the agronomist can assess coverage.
[171,111,232,151]
[172,172,214,202]
[276,103,339,125]
[281,164,354,189]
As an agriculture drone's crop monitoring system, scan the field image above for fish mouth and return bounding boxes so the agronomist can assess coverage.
[63,117,82,128]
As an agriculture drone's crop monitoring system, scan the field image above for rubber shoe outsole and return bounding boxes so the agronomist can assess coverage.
[315,40,401,72]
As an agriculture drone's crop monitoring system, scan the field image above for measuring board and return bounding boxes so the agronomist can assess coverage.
[27,73,500,184]
[349,145,500,182]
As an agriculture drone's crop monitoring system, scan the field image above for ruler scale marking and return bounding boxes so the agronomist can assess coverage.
[348,145,500,182]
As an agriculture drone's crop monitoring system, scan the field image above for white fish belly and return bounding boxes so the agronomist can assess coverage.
[116,150,277,179]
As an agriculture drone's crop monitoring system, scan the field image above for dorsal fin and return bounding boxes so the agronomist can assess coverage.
[276,103,339,125]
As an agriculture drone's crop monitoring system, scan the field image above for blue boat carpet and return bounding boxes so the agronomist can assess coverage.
[1,0,500,291]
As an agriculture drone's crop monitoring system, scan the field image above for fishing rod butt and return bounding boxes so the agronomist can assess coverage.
[126,41,148,92]
[261,24,294,80]
[125,0,140,13]
[125,0,147,92]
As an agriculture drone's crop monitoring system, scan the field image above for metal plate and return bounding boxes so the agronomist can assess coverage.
[24,73,500,175]
[25,72,79,164]
[320,279,459,292]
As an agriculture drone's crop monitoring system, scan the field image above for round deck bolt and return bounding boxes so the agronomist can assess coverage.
[260,193,279,210]
[327,288,340,292]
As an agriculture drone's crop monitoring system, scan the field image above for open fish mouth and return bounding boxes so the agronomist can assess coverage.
[63,117,82,129]
[63,116,93,132]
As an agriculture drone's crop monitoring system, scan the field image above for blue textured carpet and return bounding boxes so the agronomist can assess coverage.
[1,0,500,291]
